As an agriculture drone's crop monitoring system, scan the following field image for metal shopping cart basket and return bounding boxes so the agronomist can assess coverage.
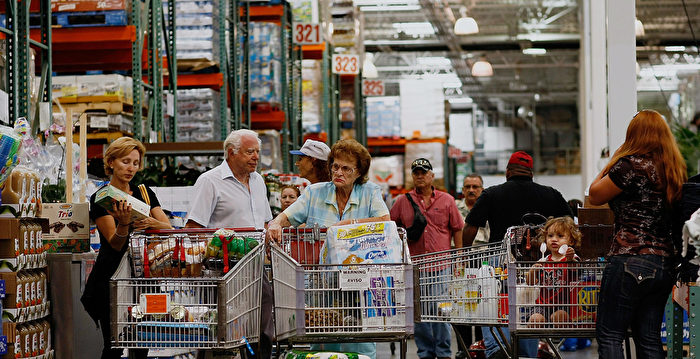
[271,224,414,358]
[506,224,611,358]
[110,228,266,351]
[413,241,510,354]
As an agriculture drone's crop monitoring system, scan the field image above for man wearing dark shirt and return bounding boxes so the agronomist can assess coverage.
[462,151,572,359]
[463,151,572,246]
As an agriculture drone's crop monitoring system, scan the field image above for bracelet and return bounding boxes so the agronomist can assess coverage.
[114,231,129,239]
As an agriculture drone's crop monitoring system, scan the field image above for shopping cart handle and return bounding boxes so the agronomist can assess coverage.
[143,227,261,234]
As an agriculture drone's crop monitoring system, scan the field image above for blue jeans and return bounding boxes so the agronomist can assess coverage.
[416,268,451,358]
[596,255,675,359]
[481,326,538,358]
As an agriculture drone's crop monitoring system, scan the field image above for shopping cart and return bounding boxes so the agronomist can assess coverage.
[506,224,611,359]
[412,241,510,355]
[271,225,414,359]
[110,228,266,353]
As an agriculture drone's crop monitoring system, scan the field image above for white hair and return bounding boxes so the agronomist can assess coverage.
[223,129,261,154]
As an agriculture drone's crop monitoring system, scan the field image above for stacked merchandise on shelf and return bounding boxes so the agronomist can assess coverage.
[51,74,136,135]
[241,22,283,104]
[175,88,221,142]
[163,0,218,60]
[301,60,322,133]
[366,97,400,138]
[0,167,54,358]
[290,0,319,23]
[49,0,128,27]
[330,0,361,52]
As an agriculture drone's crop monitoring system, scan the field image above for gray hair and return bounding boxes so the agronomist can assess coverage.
[463,173,483,186]
[223,129,261,154]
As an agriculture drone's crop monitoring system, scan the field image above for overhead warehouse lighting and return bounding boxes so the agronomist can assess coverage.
[454,7,479,35]
[360,5,420,12]
[471,57,493,77]
[665,46,686,52]
[522,48,547,55]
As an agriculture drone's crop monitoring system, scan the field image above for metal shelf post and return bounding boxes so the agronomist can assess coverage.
[163,0,176,141]
[2,0,18,125]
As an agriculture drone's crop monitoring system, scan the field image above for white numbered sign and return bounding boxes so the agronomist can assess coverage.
[332,54,360,75]
[362,80,385,96]
[293,23,321,45]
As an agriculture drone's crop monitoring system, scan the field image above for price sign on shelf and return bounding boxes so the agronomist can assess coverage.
[293,23,322,45]
[362,79,385,96]
[332,54,360,75]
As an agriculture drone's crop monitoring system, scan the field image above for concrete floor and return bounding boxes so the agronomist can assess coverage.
[375,332,599,359]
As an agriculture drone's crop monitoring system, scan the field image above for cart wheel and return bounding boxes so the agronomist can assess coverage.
[390,342,396,355]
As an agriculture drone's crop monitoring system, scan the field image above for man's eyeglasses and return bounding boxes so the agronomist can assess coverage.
[331,163,356,175]
[463,185,482,189]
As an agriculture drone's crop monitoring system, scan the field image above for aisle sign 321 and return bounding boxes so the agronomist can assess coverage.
[362,80,384,96]
[332,54,360,75]
[293,23,321,45]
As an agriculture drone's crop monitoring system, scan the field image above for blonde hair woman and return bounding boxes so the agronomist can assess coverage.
[81,137,172,359]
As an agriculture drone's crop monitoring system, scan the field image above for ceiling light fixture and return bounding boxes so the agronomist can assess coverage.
[454,6,479,35]
[635,18,645,37]
[471,57,493,77]
[362,53,378,78]
[665,46,686,52]
[522,48,546,55]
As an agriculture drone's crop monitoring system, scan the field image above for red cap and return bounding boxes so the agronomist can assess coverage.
[508,151,533,169]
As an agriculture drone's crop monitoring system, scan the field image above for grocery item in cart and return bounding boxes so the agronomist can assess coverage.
[283,349,371,359]
[204,228,260,274]
[321,221,403,265]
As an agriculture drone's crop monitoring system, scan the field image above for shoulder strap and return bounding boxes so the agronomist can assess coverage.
[138,184,151,206]
[405,193,420,211]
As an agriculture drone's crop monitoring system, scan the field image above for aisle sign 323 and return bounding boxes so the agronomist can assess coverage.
[332,54,360,75]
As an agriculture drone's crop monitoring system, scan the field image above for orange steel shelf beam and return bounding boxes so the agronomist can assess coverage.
[162,73,224,90]
[299,43,325,60]
[239,4,284,18]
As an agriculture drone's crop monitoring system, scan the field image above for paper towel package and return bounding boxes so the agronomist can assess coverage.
[321,221,403,265]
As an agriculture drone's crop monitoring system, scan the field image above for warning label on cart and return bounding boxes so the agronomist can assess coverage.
[141,293,170,314]
[340,268,369,290]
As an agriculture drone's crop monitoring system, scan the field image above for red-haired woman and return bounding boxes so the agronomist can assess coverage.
[589,109,687,359]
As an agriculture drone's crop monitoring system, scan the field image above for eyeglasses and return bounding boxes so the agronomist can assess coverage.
[331,163,356,175]
[463,185,482,189]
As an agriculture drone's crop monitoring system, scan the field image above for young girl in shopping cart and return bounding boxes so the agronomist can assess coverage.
[526,216,581,326]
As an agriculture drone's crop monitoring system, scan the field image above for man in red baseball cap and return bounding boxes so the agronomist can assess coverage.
[462,150,572,359]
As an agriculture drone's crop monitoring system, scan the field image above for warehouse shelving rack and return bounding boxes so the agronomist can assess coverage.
[233,1,300,172]
[0,0,51,128]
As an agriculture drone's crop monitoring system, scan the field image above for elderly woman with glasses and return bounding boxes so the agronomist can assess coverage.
[266,139,390,359]
[267,138,390,239]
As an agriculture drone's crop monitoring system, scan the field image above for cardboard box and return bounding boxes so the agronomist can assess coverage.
[43,238,91,253]
[41,203,89,241]
[0,218,49,258]
[94,185,150,222]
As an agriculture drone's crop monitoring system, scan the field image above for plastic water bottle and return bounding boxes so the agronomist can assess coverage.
[478,260,499,318]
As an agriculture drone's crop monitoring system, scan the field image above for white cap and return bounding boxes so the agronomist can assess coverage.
[290,140,330,161]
